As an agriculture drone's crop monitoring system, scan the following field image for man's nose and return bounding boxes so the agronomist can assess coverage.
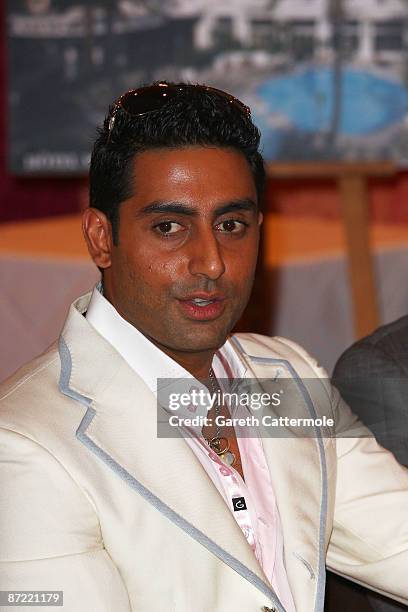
[187,229,226,280]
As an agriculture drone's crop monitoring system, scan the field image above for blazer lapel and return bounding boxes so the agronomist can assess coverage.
[57,296,283,609]
[228,335,329,612]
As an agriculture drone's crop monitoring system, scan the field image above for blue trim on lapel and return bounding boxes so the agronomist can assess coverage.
[58,336,286,612]
[58,337,93,407]
[230,336,328,612]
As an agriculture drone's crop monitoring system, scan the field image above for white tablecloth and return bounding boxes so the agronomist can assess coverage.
[2,246,408,382]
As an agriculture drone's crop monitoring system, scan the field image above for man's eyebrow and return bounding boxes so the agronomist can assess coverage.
[137,201,197,216]
[137,198,257,217]
[214,198,257,216]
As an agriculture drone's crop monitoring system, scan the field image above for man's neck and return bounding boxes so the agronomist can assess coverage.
[99,281,217,381]
[145,335,215,381]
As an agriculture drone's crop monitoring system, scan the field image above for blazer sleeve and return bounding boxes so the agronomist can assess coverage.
[332,342,408,468]
[0,428,131,612]
[281,338,408,604]
[326,389,408,606]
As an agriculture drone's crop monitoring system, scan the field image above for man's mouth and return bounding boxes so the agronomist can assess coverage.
[190,298,217,307]
[177,295,226,321]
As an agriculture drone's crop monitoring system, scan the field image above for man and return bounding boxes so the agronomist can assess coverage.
[333,316,408,612]
[1,82,408,612]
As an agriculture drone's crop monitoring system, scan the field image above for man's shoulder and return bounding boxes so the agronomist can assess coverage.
[357,315,408,348]
[0,343,59,397]
[231,332,327,376]
[334,315,408,377]
[0,342,61,432]
[232,331,309,357]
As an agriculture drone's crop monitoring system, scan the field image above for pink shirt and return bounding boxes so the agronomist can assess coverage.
[86,285,296,611]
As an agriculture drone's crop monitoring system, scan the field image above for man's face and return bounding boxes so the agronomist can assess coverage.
[98,146,262,355]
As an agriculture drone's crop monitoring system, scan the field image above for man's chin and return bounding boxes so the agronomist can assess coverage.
[169,327,231,353]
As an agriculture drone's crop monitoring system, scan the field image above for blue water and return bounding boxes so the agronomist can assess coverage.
[256,67,408,136]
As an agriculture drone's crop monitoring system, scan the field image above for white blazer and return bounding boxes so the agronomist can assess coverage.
[1,292,407,612]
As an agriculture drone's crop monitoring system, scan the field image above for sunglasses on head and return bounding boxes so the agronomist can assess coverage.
[107,82,251,139]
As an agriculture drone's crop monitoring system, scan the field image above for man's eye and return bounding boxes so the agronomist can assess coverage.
[154,221,183,235]
[216,219,247,233]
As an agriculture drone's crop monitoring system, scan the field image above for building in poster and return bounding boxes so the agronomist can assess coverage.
[7,0,408,172]
[7,1,199,173]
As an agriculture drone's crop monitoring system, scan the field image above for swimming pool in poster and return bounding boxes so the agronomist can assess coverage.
[255,66,408,159]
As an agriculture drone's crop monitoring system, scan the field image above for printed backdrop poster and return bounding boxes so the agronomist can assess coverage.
[7,0,408,174]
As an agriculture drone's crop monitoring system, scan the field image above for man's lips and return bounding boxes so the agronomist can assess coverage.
[176,295,226,321]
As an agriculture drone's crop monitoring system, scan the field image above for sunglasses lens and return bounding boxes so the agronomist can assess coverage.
[109,84,251,138]
[120,84,180,115]
[205,86,251,117]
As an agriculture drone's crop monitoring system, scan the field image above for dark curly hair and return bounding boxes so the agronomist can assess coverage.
[89,82,265,244]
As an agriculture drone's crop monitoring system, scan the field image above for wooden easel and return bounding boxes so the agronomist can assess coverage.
[266,161,397,339]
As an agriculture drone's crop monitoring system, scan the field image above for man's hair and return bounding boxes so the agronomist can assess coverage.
[89,82,266,244]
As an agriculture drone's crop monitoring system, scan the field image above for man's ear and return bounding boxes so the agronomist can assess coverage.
[82,208,113,269]
[258,211,263,226]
